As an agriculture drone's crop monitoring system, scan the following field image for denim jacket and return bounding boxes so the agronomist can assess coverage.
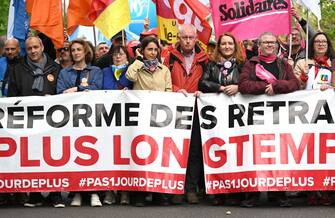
[57,65,102,94]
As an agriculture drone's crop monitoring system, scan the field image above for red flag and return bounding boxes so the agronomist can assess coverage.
[67,0,94,35]
[154,0,179,44]
[29,0,64,49]
[169,0,212,45]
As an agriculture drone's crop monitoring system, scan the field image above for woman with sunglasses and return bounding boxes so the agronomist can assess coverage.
[56,39,103,207]
[294,32,335,206]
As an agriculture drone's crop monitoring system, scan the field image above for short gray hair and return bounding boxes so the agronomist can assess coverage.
[178,24,197,36]
[25,36,43,47]
[258,32,277,44]
[5,38,20,46]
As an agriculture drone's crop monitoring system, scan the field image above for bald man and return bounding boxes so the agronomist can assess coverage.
[0,38,20,96]
[8,36,60,97]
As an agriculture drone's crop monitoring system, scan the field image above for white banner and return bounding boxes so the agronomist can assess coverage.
[296,0,321,20]
[0,90,195,193]
[198,90,335,194]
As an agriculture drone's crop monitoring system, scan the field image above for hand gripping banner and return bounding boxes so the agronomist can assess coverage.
[0,90,195,194]
[198,90,335,194]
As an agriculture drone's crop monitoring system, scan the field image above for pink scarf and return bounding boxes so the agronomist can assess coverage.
[255,64,277,84]
[258,51,277,63]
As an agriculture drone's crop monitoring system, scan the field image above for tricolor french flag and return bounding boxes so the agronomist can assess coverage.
[7,0,30,56]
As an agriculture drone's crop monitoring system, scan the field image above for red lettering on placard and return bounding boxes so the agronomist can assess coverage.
[280,133,315,164]
[229,135,249,167]
[319,133,335,164]
[113,135,130,165]
[131,135,158,165]
[203,137,226,168]
[161,137,189,168]
[20,137,40,167]
[74,136,99,166]
[0,137,17,157]
[43,136,71,167]
[253,134,276,165]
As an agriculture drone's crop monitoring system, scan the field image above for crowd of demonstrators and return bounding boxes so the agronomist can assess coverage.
[1,8,335,208]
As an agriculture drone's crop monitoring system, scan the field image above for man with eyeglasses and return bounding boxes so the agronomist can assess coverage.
[239,32,299,207]
[163,24,208,205]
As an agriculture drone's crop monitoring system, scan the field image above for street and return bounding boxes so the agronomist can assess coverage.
[1,196,335,218]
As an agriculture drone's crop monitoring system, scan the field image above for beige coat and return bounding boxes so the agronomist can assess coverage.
[126,60,172,92]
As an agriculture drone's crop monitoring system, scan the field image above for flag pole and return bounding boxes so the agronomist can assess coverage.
[93,26,97,48]
[317,19,321,31]
[288,0,293,59]
[146,0,150,18]
[62,0,66,22]
[122,30,125,47]
[288,34,292,59]
[305,11,309,63]
[62,0,67,41]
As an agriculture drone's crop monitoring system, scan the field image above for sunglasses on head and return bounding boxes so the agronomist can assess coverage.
[57,47,69,52]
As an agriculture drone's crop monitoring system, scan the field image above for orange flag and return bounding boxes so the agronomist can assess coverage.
[29,0,64,49]
[67,0,94,35]
[26,0,34,13]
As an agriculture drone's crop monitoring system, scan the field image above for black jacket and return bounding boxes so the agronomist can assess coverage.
[199,60,243,93]
[8,55,60,97]
[1,56,21,96]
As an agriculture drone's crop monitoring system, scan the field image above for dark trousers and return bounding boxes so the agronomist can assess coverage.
[185,107,204,193]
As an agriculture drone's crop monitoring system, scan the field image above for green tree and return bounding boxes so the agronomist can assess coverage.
[0,0,10,36]
[295,0,335,43]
